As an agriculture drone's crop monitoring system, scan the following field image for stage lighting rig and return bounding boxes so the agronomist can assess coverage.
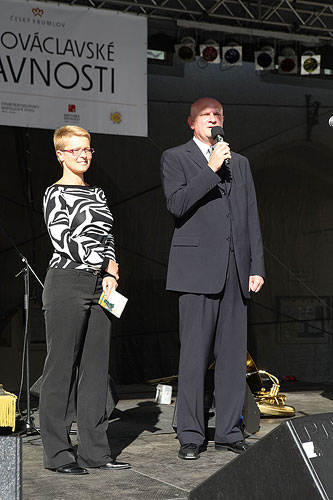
[301,51,321,75]
[175,37,196,63]
[222,44,242,66]
[199,40,220,64]
[255,46,275,71]
[278,47,298,74]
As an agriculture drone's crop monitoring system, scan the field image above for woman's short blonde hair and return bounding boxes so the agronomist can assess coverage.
[53,125,91,151]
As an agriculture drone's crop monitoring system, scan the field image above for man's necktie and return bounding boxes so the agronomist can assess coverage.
[209,145,227,194]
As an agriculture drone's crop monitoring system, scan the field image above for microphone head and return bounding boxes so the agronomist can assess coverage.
[329,116,333,127]
[211,126,224,141]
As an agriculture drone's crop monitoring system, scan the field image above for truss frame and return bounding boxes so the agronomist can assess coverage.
[62,0,333,41]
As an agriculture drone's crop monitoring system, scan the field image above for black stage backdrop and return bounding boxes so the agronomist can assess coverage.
[1,61,333,389]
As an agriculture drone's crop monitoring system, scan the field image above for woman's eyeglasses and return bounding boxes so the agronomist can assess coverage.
[61,148,95,157]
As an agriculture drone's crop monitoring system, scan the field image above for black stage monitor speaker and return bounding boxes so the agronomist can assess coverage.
[188,413,333,500]
[0,434,22,500]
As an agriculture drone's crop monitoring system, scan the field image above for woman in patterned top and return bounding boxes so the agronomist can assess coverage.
[40,125,131,475]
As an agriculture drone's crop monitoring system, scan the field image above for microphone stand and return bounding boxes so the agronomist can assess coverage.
[1,221,44,434]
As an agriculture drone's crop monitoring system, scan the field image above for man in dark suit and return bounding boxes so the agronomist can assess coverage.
[161,97,264,460]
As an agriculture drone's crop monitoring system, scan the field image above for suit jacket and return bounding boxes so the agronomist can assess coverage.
[160,139,265,297]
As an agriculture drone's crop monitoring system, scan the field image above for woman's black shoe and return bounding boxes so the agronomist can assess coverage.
[99,459,131,470]
[55,462,89,475]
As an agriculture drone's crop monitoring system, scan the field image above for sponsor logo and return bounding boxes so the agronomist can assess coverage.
[110,111,121,124]
[1,101,39,114]
[64,107,80,123]
[9,8,66,28]
[32,8,44,17]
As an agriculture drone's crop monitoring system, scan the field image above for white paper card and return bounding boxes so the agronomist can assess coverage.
[99,290,128,318]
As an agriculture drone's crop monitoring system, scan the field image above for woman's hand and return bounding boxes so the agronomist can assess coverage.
[106,260,119,280]
[103,276,117,301]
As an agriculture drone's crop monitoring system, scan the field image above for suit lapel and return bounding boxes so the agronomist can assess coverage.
[186,139,208,170]
[186,139,233,194]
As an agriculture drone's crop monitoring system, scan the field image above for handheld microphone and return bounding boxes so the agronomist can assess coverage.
[211,126,230,165]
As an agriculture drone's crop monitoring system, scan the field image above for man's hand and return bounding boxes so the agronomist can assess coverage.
[208,142,231,172]
[249,275,264,293]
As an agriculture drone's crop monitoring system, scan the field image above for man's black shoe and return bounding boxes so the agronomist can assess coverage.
[215,440,251,454]
[55,462,89,474]
[178,443,200,460]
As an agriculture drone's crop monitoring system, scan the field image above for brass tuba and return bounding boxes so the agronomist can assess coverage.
[246,353,295,417]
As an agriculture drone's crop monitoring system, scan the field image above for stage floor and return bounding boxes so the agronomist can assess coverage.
[21,382,333,500]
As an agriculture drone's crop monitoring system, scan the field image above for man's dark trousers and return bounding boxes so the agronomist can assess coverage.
[176,251,247,446]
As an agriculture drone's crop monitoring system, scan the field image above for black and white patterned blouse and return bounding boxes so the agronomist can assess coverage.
[43,185,115,272]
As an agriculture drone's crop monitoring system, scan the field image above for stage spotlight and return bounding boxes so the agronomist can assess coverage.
[301,51,321,75]
[175,37,196,63]
[255,47,275,71]
[278,47,298,74]
[222,45,242,66]
[199,40,220,64]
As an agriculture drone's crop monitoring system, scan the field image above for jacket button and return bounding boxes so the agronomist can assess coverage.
[226,237,231,241]
[226,213,230,217]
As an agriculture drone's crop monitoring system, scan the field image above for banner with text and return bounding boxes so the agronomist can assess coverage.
[0,0,147,136]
